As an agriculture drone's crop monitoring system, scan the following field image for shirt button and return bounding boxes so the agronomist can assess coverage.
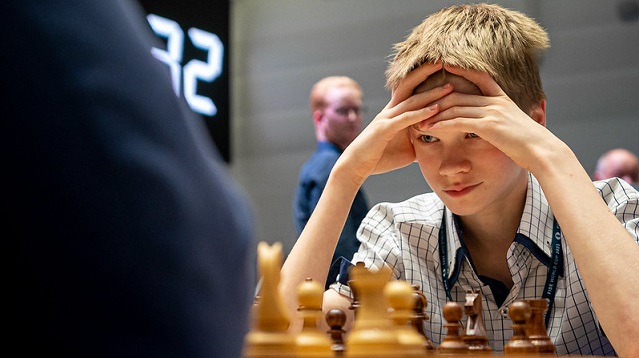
[501,308,509,318]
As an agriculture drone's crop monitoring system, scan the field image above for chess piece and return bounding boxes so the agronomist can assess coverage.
[385,280,429,356]
[296,278,332,356]
[347,261,365,316]
[325,309,346,355]
[462,290,491,352]
[504,300,536,355]
[525,298,556,354]
[344,264,399,357]
[437,301,469,354]
[243,242,296,357]
[410,285,436,351]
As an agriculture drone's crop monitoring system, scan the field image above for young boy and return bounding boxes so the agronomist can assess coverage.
[280,4,639,356]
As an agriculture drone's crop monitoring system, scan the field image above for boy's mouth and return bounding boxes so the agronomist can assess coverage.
[443,183,480,197]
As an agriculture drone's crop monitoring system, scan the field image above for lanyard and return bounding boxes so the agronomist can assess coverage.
[438,211,562,328]
[542,218,563,327]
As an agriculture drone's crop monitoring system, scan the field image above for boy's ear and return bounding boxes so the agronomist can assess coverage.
[529,99,547,127]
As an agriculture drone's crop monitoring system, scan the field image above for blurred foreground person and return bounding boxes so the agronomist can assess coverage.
[4,0,255,356]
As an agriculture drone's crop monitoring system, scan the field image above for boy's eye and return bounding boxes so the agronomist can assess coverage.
[467,133,480,138]
[419,134,438,143]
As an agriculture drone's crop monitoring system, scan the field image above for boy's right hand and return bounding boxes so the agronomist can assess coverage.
[337,63,454,183]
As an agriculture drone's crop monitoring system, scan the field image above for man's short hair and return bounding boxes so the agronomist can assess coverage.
[386,3,549,112]
[310,76,362,113]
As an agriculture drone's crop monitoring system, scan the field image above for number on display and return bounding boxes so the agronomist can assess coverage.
[146,14,223,117]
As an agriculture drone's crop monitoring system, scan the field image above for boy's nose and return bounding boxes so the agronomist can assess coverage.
[438,149,471,176]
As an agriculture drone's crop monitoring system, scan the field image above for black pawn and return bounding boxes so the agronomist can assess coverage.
[326,308,346,355]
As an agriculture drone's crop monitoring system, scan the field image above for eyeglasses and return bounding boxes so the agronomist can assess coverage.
[334,106,366,116]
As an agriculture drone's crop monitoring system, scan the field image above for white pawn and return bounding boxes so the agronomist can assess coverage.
[385,280,429,356]
[296,278,332,356]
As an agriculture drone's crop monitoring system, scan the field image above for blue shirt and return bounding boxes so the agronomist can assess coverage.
[293,141,369,286]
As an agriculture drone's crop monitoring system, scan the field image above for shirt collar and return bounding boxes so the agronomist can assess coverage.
[317,141,341,153]
[442,208,462,281]
[444,173,556,280]
[517,174,556,260]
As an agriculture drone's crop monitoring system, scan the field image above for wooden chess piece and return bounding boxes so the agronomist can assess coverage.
[344,264,399,357]
[410,285,436,351]
[462,290,491,352]
[243,242,296,357]
[504,300,536,355]
[347,261,365,317]
[437,301,469,354]
[525,298,556,354]
[325,309,346,355]
[295,278,333,357]
[385,280,429,356]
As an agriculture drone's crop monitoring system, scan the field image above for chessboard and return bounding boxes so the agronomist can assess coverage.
[242,242,598,357]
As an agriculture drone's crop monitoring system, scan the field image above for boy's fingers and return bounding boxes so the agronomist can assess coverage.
[443,65,505,97]
[398,104,441,132]
[390,63,443,107]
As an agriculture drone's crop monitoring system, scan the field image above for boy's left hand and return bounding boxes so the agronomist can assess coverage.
[425,65,558,173]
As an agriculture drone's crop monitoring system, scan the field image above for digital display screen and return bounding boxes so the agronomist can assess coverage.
[137,0,231,162]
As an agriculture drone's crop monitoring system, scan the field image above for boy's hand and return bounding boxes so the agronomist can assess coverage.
[424,65,556,173]
[339,63,453,182]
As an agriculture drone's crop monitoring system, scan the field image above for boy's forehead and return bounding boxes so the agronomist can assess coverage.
[414,70,482,95]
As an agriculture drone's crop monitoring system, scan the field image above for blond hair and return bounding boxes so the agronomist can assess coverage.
[310,76,361,113]
[386,3,549,112]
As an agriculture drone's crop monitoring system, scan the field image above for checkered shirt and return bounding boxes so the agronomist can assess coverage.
[332,174,639,356]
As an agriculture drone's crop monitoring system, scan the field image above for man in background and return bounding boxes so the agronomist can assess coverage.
[293,76,369,287]
[594,148,639,189]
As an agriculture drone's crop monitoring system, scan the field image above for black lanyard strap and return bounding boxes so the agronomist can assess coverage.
[438,211,562,328]
[438,219,454,301]
[542,218,563,328]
